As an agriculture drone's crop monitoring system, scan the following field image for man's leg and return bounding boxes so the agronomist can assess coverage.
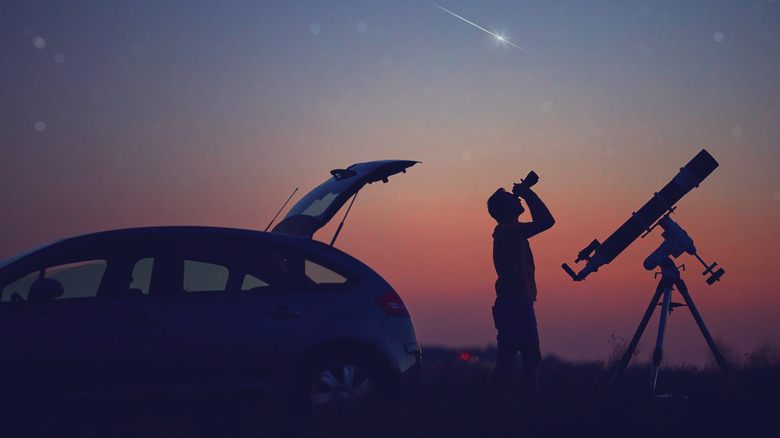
[515,297,540,409]
[518,343,541,404]
[491,300,518,390]
[489,332,518,432]
[518,342,541,431]
[492,333,518,387]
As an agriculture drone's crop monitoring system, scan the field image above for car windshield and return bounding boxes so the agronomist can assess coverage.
[283,177,355,219]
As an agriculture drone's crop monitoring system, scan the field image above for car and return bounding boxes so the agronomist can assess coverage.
[0,159,422,424]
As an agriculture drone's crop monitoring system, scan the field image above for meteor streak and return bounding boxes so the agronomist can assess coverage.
[435,4,526,52]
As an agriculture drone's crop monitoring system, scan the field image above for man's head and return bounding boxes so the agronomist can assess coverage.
[487,188,525,223]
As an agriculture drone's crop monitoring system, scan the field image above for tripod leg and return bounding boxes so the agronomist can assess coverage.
[650,284,673,396]
[675,279,738,392]
[600,283,665,410]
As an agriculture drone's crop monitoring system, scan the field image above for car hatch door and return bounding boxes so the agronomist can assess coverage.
[271,160,419,238]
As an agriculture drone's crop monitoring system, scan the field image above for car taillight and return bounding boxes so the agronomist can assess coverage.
[376,289,410,317]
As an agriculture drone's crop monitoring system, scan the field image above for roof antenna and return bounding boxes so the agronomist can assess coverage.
[264,187,298,232]
[330,191,359,247]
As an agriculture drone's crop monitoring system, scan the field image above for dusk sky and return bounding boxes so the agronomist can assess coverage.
[2,0,779,366]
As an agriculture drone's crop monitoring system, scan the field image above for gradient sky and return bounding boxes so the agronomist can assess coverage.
[2,0,779,366]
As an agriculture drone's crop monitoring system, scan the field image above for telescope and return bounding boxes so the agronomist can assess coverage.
[562,149,722,283]
[567,149,737,404]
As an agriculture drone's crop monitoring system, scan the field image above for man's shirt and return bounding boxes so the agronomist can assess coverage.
[493,221,537,301]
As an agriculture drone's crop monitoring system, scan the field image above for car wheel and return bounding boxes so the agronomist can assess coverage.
[302,352,391,424]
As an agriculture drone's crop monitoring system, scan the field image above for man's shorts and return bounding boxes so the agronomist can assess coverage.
[492,294,540,348]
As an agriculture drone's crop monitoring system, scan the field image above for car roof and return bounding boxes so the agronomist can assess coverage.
[0,226,347,272]
[55,226,292,248]
[61,226,276,242]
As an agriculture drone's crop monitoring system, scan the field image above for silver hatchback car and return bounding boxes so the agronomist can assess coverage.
[0,160,421,422]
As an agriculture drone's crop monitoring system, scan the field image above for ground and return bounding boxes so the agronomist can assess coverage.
[3,348,778,437]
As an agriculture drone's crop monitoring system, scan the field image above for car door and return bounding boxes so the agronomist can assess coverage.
[162,235,307,390]
[0,237,168,395]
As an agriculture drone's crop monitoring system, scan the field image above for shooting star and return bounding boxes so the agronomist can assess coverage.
[435,4,527,52]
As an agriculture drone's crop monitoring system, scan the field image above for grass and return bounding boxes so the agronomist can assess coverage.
[402,347,780,438]
[3,347,779,437]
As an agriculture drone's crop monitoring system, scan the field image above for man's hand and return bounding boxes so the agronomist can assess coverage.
[512,171,539,198]
[513,174,555,237]
[512,182,534,199]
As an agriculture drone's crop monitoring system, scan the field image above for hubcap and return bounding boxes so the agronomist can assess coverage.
[310,363,374,417]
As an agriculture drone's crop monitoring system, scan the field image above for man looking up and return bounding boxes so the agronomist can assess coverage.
[486,173,555,422]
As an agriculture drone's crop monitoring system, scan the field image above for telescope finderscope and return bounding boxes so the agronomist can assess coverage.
[562,149,721,284]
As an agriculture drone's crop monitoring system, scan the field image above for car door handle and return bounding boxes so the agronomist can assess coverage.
[123,311,160,325]
[266,306,302,320]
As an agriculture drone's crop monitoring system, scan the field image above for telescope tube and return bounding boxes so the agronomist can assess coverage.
[567,149,719,280]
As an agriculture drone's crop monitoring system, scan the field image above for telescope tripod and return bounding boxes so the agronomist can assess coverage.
[602,257,735,403]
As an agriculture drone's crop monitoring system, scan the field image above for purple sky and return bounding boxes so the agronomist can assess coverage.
[2,0,779,366]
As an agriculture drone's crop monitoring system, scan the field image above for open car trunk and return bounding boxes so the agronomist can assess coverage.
[271,160,418,239]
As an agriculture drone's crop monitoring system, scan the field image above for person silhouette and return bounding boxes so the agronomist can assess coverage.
[486,174,555,426]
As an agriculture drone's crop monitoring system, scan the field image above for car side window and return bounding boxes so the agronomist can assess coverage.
[241,250,295,292]
[305,260,347,286]
[179,238,300,293]
[44,260,107,299]
[240,274,268,290]
[183,260,229,293]
[1,272,38,302]
[129,257,154,295]
[1,260,108,302]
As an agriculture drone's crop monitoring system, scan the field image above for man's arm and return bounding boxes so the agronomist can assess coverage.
[513,185,555,238]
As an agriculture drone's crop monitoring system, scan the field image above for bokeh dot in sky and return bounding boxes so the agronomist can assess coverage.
[713,31,725,43]
[356,22,367,33]
[310,24,321,35]
[53,53,65,64]
[32,35,46,49]
[34,121,46,132]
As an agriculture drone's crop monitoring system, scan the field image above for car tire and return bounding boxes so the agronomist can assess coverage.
[300,350,393,427]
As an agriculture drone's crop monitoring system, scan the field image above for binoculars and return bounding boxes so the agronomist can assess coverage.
[512,171,539,195]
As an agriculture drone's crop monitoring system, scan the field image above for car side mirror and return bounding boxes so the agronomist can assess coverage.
[28,278,64,303]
